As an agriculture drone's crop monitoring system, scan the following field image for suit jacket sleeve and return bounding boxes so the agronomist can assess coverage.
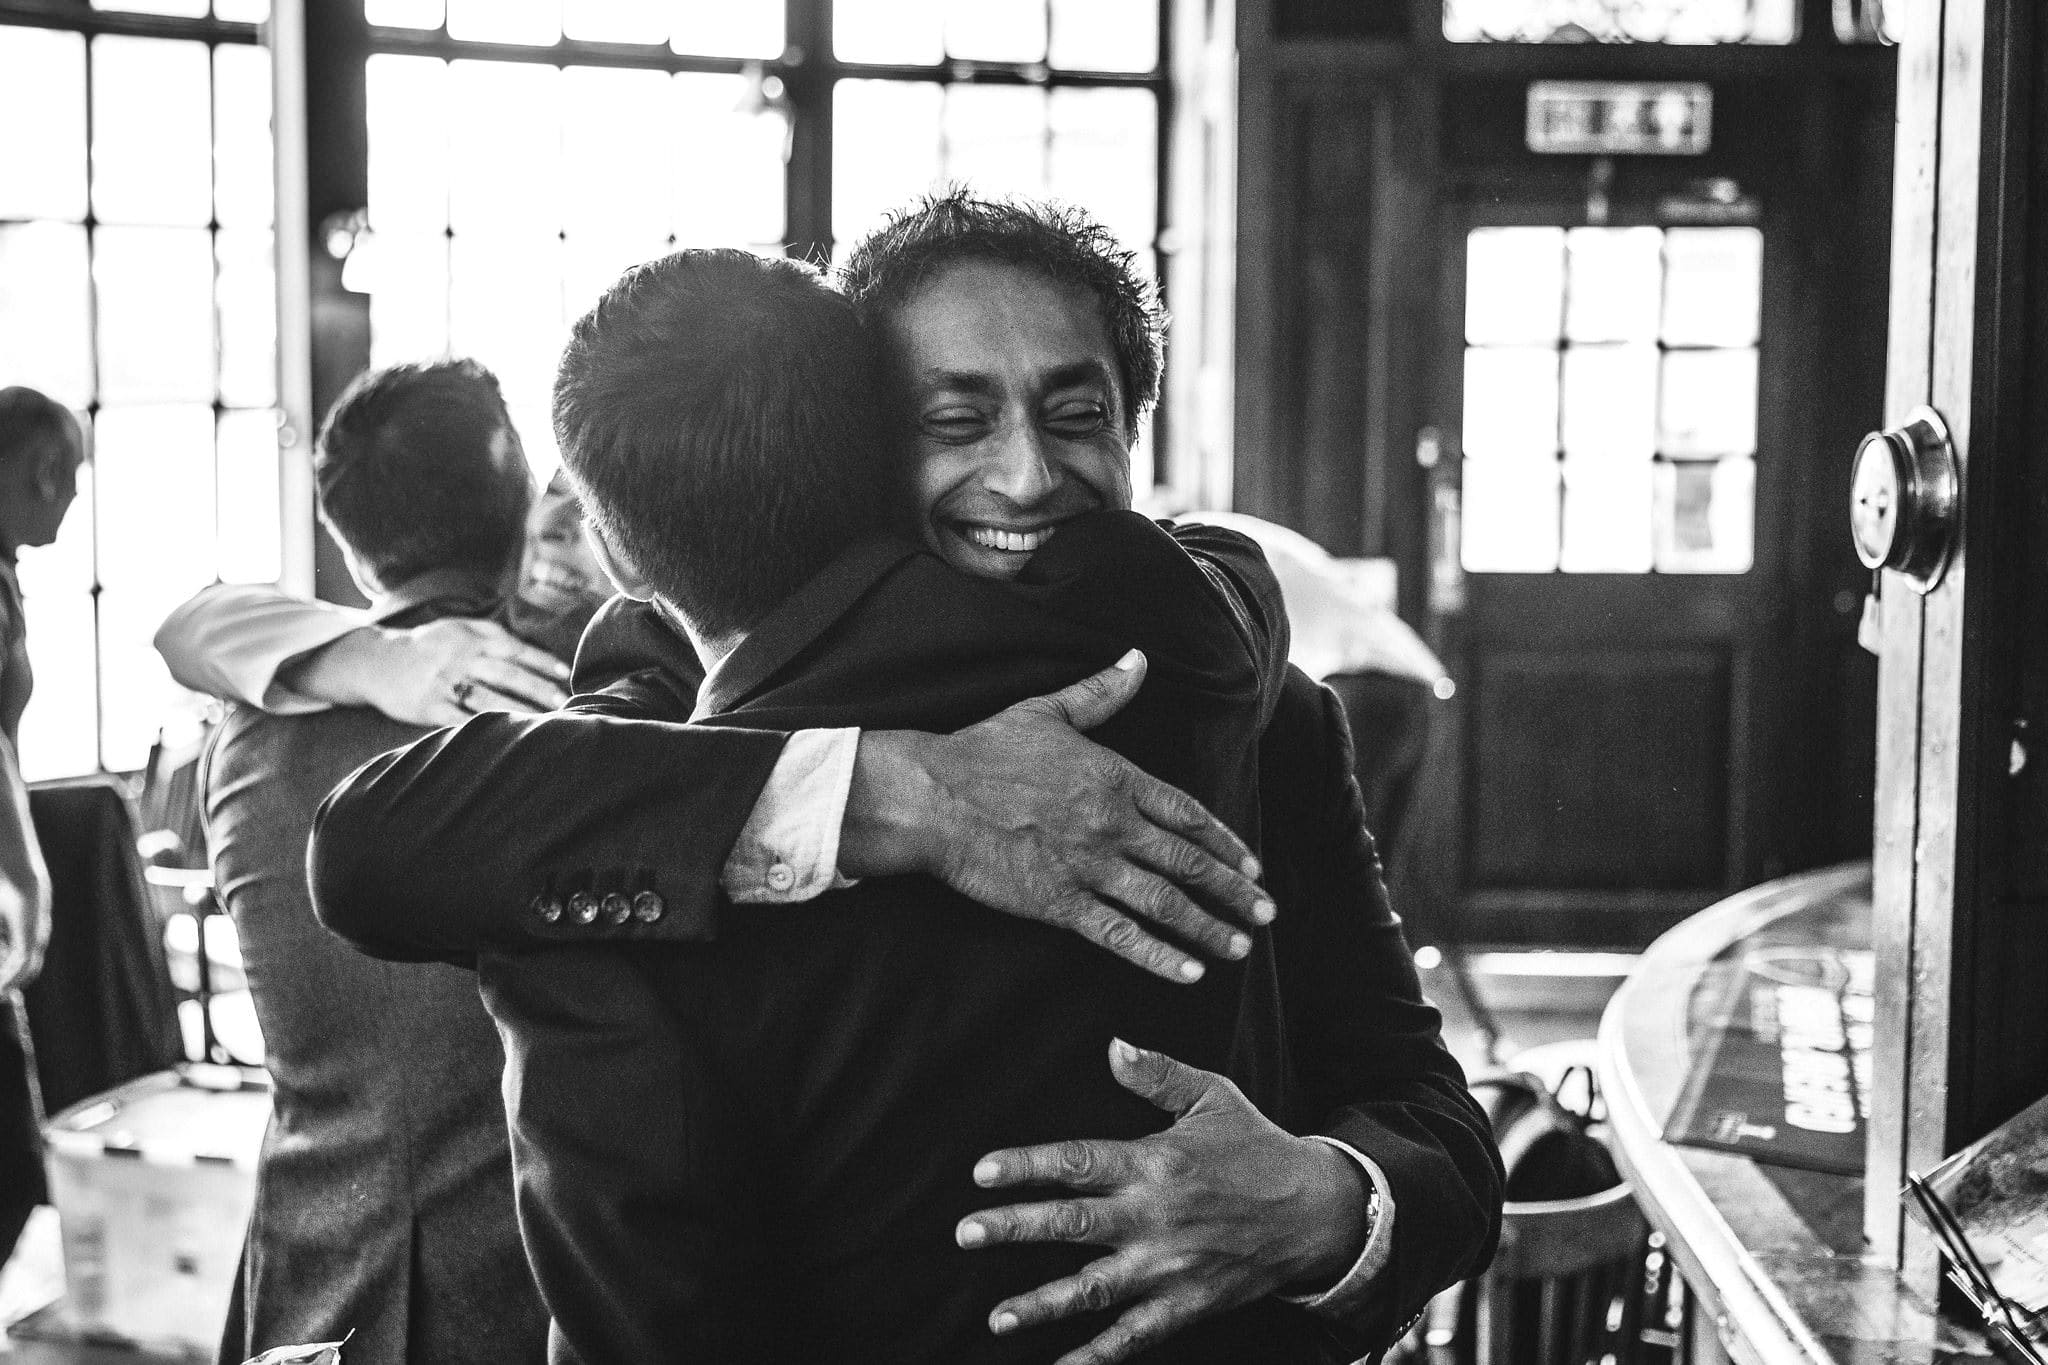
[1264,676,1503,1354]
[309,700,787,966]
[153,583,372,714]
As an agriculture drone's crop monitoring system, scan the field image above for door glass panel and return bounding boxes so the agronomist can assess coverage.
[672,0,784,59]
[672,73,787,247]
[943,85,1048,201]
[944,0,1047,63]
[1463,462,1561,573]
[0,28,88,223]
[1656,458,1754,572]
[94,226,216,404]
[0,223,95,408]
[449,232,563,414]
[834,80,944,250]
[366,55,451,232]
[564,0,668,44]
[16,469,98,778]
[92,0,209,16]
[448,61,561,234]
[1049,88,1157,251]
[217,410,283,584]
[1560,345,1656,461]
[216,228,278,408]
[836,0,945,63]
[92,37,213,227]
[1663,227,1763,345]
[367,232,449,367]
[563,233,668,326]
[562,67,674,243]
[1561,459,1654,572]
[1660,347,1758,456]
[447,0,560,45]
[1466,227,1564,345]
[1462,348,1559,462]
[214,44,274,229]
[1049,0,1158,71]
[1564,227,1661,343]
[365,0,445,31]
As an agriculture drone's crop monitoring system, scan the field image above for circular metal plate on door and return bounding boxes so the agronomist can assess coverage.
[1850,405,1960,594]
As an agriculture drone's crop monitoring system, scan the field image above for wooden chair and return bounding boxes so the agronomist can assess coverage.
[1476,1180,1647,1365]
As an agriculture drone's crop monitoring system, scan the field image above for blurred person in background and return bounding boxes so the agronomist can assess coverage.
[0,386,85,1262]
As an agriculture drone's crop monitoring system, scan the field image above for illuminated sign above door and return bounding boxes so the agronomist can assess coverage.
[1526,81,1713,155]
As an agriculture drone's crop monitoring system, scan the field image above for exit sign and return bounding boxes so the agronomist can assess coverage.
[1527,81,1713,155]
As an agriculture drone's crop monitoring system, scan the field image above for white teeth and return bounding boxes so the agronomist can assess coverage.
[965,525,1052,553]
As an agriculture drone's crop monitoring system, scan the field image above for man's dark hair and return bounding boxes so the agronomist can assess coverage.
[836,188,1165,438]
[314,358,530,589]
[552,248,896,640]
[0,387,82,470]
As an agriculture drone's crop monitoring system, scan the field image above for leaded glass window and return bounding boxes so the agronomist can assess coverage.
[1444,0,1799,44]
[0,6,280,779]
[1460,225,1761,574]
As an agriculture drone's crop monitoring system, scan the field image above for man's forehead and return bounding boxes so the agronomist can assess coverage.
[889,261,1117,387]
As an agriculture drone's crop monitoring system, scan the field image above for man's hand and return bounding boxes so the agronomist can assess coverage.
[840,650,1273,985]
[956,1040,1369,1365]
[0,875,50,993]
[284,618,570,727]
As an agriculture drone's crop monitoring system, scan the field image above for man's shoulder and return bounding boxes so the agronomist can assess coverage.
[210,700,429,798]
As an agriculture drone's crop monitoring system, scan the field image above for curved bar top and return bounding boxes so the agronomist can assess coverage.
[1596,863,1992,1365]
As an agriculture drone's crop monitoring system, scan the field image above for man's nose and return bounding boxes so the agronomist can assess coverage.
[982,421,1059,504]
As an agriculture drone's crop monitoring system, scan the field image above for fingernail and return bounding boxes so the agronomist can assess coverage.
[1252,899,1276,925]
[1178,959,1205,982]
[1239,855,1262,880]
[992,1312,1019,1335]
[1111,1036,1140,1065]
[1115,648,1142,671]
[957,1221,987,1248]
[1228,932,1252,959]
[974,1159,1002,1185]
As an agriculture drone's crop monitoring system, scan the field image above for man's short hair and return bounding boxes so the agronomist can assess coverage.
[314,358,530,588]
[552,248,897,639]
[836,189,1165,438]
[0,387,82,470]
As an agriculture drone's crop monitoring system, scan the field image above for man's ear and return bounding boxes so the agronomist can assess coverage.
[585,519,658,602]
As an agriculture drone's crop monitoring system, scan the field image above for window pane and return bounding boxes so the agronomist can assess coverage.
[1560,345,1656,461]
[1049,0,1157,71]
[1561,458,1653,572]
[92,0,209,16]
[92,37,213,227]
[672,73,787,247]
[0,223,95,408]
[1462,347,1559,462]
[368,232,450,368]
[15,460,95,604]
[212,0,272,20]
[833,80,943,251]
[448,0,560,44]
[1445,0,1796,42]
[217,228,278,409]
[1466,228,1564,345]
[506,399,557,486]
[95,405,217,596]
[16,463,97,781]
[217,409,282,584]
[449,234,563,426]
[672,0,784,58]
[96,587,185,772]
[215,44,275,229]
[1659,347,1757,456]
[95,227,216,405]
[1663,227,1763,346]
[836,0,945,64]
[448,61,561,234]
[0,28,88,222]
[1049,88,1157,251]
[564,234,668,328]
[367,55,451,232]
[1655,457,1753,572]
[1462,461,1560,573]
[562,67,676,242]
[564,0,667,43]
[366,0,444,28]
[1564,227,1662,343]
[943,85,1047,201]
[945,0,1046,62]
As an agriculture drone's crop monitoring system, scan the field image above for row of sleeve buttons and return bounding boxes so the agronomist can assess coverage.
[530,889,666,926]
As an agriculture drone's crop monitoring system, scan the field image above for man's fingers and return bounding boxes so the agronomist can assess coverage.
[987,1254,1147,1338]
[1053,1292,1206,1365]
[1095,866,1248,963]
[1125,826,1272,932]
[956,1196,1123,1252]
[1125,770,1262,889]
[1020,650,1146,732]
[458,681,547,717]
[463,654,570,711]
[1061,899,1206,984]
[1108,1039,1229,1119]
[973,1138,1135,1193]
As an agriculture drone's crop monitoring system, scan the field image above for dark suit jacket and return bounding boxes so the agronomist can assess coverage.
[205,573,549,1363]
[312,520,1500,1362]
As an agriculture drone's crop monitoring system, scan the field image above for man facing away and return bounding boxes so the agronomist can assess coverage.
[0,387,85,1261]
[202,359,551,1362]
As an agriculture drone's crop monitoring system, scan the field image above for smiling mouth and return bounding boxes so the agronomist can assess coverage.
[958,523,1057,554]
[526,559,591,595]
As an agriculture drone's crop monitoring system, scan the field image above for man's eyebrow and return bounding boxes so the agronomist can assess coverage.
[915,360,1116,393]
[915,369,999,396]
[1042,359,1116,393]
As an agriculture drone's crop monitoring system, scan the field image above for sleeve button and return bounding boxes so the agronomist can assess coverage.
[602,893,632,925]
[531,895,563,924]
[631,890,665,923]
[766,862,795,892]
[568,891,599,925]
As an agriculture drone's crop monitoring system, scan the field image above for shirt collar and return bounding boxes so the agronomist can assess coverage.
[368,567,505,625]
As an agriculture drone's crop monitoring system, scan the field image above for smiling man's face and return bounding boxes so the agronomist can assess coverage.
[886,258,1135,579]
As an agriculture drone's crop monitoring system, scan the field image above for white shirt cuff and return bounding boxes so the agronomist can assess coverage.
[720,727,860,903]
[1279,1135,1396,1319]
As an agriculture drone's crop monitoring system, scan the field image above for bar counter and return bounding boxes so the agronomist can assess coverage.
[1594,862,1996,1365]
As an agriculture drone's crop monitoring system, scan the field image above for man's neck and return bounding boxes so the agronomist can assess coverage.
[657,598,744,672]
